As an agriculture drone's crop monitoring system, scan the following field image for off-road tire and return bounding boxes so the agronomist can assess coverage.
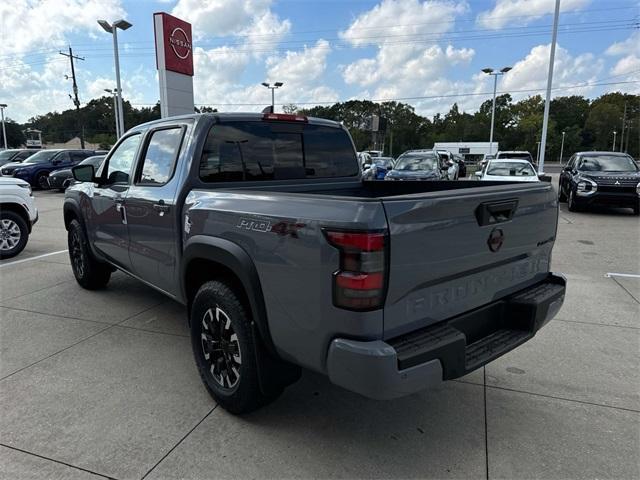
[0,211,29,259]
[191,280,281,414]
[68,219,112,289]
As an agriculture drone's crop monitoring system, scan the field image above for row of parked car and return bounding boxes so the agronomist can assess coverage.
[0,148,105,191]
[0,148,106,259]
[359,149,467,182]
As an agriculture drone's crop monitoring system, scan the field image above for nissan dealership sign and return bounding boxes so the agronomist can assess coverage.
[154,12,194,117]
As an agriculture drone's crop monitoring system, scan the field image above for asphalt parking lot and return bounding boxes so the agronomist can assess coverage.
[1,175,638,480]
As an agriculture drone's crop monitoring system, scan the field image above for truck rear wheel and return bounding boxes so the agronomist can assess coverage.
[190,280,281,414]
[68,219,112,289]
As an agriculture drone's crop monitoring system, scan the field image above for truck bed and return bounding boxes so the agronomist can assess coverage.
[201,178,547,200]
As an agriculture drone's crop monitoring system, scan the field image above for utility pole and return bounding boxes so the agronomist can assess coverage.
[60,46,85,149]
[538,0,561,174]
[619,102,627,152]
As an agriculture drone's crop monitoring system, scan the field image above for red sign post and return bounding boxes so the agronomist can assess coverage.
[153,12,195,117]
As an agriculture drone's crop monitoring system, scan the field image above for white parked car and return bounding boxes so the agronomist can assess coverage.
[475,159,539,182]
[0,176,38,259]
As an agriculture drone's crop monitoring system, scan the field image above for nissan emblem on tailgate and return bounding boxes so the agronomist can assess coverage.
[488,228,504,252]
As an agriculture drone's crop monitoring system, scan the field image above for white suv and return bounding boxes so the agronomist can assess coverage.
[0,176,38,259]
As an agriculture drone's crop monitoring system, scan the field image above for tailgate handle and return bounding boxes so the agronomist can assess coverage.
[475,199,518,226]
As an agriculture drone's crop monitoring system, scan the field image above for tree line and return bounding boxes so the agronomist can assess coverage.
[3,92,638,160]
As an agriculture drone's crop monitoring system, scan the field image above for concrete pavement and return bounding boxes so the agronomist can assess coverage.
[0,181,638,479]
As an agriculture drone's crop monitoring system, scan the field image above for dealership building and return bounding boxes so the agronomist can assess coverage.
[433,142,499,162]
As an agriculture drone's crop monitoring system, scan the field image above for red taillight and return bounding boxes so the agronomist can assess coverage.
[324,229,388,311]
[263,113,308,122]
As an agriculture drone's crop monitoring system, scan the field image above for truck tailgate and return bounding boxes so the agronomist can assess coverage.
[381,182,558,339]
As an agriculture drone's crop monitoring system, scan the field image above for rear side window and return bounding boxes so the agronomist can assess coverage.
[138,127,184,185]
[199,121,358,182]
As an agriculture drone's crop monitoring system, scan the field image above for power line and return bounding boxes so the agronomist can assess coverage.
[128,79,639,108]
[0,5,636,60]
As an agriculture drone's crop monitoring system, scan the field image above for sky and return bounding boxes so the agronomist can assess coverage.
[1,0,638,123]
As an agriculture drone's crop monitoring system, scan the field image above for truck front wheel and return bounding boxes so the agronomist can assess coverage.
[68,219,112,289]
[191,280,281,414]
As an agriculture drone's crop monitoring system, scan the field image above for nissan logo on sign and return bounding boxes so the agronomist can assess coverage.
[154,12,194,77]
[169,27,191,60]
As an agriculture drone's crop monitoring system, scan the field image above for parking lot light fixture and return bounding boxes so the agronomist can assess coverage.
[0,103,7,150]
[98,18,132,138]
[612,130,617,151]
[560,131,565,164]
[261,82,284,113]
[482,67,511,155]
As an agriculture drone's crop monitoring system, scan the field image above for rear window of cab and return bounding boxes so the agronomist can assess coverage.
[199,122,359,182]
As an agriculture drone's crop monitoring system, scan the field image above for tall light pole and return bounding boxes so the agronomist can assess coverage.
[482,67,512,155]
[261,82,283,113]
[0,104,7,150]
[538,0,561,175]
[104,89,120,138]
[612,130,617,151]
[98,19,132,138]
[559,130,565,164]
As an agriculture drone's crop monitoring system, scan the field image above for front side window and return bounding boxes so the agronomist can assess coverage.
[138,128,184,185]
[104,134,142,185]
[199,121,358,182]
[26,150,59,163]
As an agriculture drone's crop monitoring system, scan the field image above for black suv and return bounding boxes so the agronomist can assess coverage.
[559,152,640,215]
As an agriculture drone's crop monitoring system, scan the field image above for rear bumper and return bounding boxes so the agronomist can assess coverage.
[326,273,566,400]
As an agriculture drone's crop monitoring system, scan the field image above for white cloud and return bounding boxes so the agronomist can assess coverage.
[606,31,640,57]
[192,39,338,111]
[340,0,468,46]
[501,43,602,97]
[171,0,289,41]
[0,0,125,55]
[605,32,640,94]
[266,40,331,83]
[477,0,590,29]
[339,0,474,116]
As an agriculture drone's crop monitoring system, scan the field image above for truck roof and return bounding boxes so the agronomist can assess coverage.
[132,112,343,131]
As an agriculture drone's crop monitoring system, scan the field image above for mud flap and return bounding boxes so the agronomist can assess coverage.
[251,321,301,396]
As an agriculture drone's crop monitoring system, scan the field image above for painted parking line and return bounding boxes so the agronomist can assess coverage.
[0,250,68,268]
[605,273,640,279]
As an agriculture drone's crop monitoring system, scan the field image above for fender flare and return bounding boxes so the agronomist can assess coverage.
[181,235,276,355]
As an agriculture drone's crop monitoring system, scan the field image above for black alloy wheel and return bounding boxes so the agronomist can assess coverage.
[200,306,242,390]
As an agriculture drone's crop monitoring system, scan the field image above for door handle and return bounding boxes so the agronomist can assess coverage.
[153,200,170,216]
[115,200,127,224]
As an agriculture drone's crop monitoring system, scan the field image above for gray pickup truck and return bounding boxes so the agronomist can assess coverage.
[64,112,566,413]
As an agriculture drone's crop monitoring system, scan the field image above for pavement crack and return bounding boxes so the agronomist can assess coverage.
[0,443,118,480]
[611,277,640,304]
[140,405,218,480]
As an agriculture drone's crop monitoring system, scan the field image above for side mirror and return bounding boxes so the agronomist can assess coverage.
[72,164,95,183]
[51,159,61,165]
[474,171,482,178]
